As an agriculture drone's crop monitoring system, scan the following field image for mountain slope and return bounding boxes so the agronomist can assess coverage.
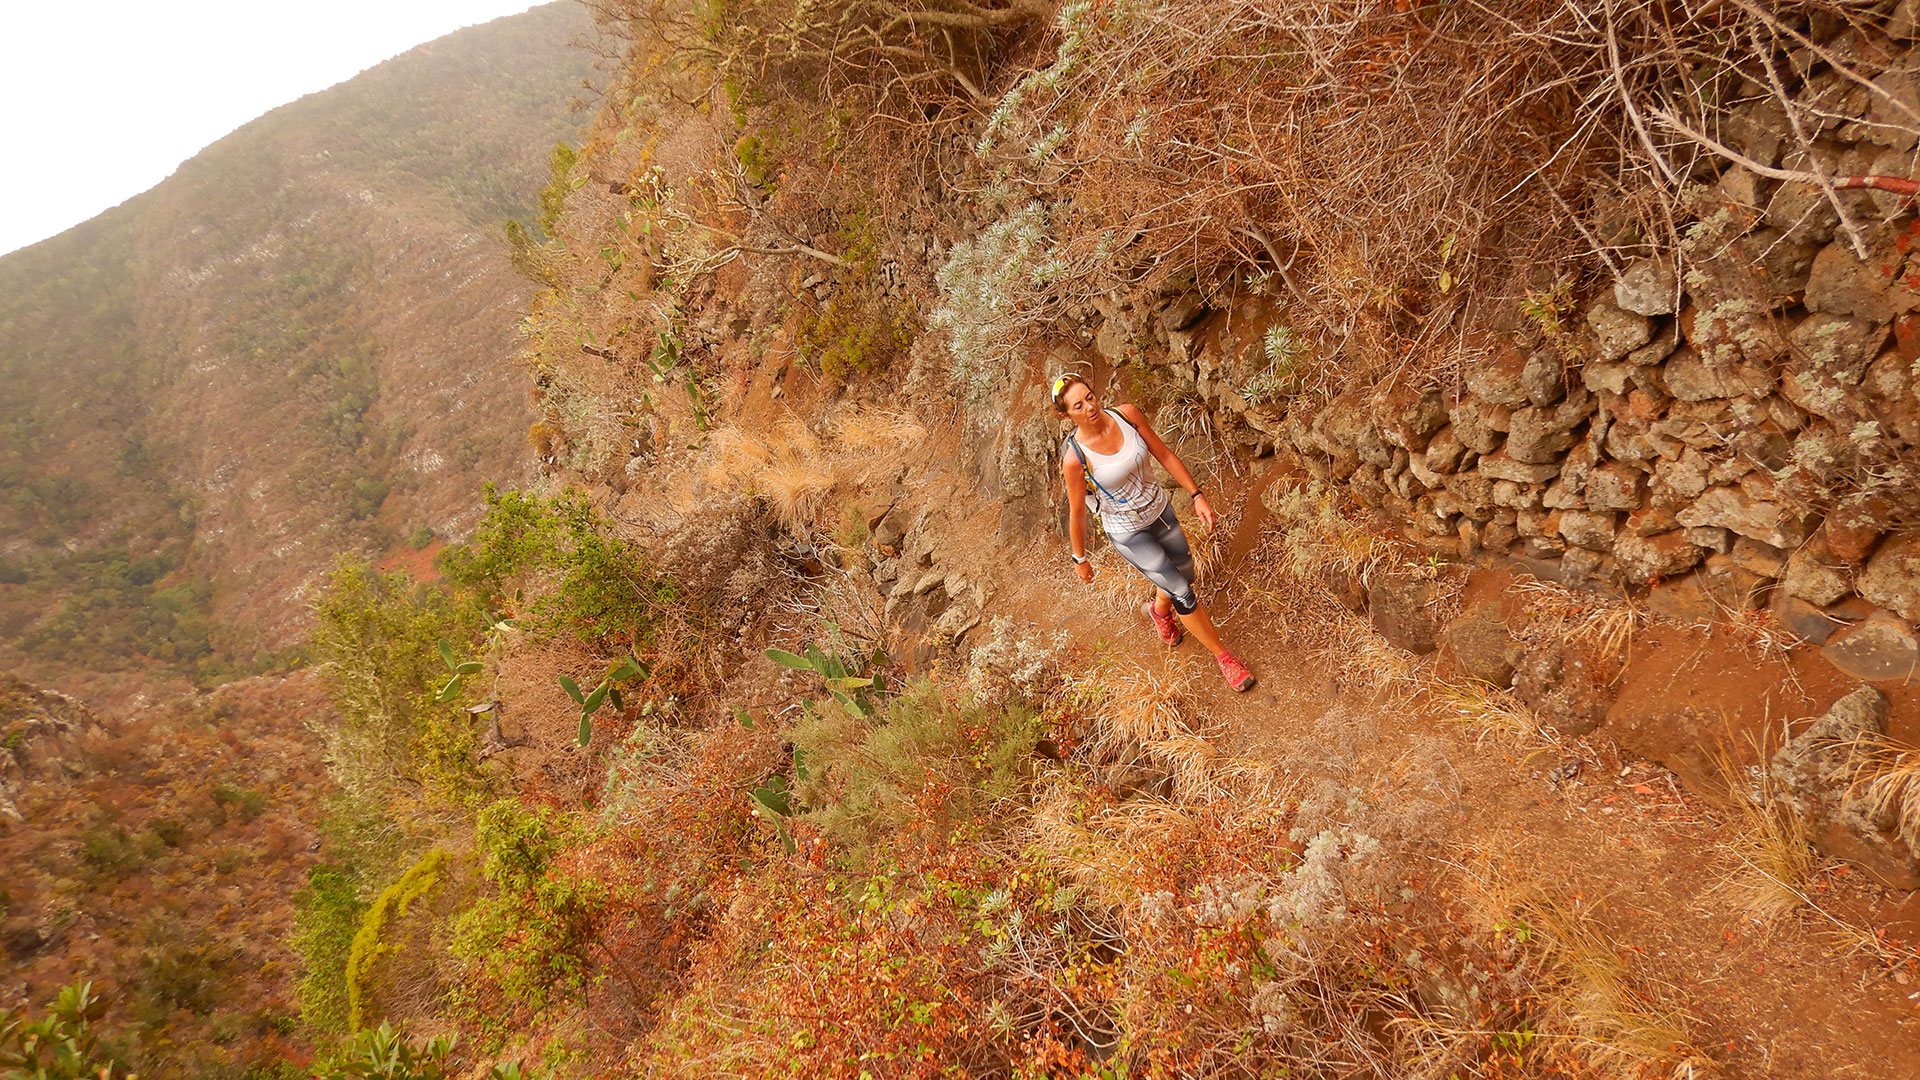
[0,1,596,691]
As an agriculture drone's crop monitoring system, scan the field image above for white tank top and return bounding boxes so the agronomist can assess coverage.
[1066,410,1169,536]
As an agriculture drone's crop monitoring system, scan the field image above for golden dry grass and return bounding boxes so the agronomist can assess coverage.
[1422,678,1548,747]
[702,410,926,535]
[1711,749,1820,923]
[1846,732,1920,856]
[1511,577,1642,664]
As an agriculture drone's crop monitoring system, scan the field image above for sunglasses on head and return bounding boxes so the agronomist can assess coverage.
[1051,373,1088,400]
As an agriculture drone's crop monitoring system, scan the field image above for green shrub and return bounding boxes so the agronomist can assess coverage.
[450,801,603,1015]
[439,487,676,644]
[311,556,488,806]
[345,849,450,1032]
[0,982,135,1079]
[77,825,143,879]
[292,864,368,1036]
[408,525,435,550]
[212,784,269,823]
[787,678,1042,866]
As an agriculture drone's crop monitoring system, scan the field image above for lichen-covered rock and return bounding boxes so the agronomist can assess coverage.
[1727,536,1788,579]
[1521,350,1566,405]
[1771,685,1918,887]
[1783,312,1891,419]
[1582,360,1635,395]
[1827,491,1891,563]
[1675,486,1813,548]
[1447,396,1511,454]
[1784,534,1852,606]
[1464,344,1533,408]
[1822,613,1920,682]
[1858,532,1920,621]
[1558,509,1618,551]
[1650,449,1711,507]
[1661,346,1776,402]
[1583,462,1644,512]
[1679,296,1787,367]
[1586,299,1652,361]
[1505,389,1594,464]
[1612,529,1707,583]
[1614,257,1680,316]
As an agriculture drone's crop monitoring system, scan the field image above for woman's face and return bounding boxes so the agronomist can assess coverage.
[1059,381,1100,424]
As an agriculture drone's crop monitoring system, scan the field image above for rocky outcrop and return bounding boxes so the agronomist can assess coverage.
[1772,686,1919,889]
[0,675,103,821]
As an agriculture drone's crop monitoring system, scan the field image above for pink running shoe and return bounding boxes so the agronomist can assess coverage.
[1216,651,1255,693]
[1143,602,1183,646]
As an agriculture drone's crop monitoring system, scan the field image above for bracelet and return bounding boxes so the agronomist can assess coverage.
[1190,489,1205,499]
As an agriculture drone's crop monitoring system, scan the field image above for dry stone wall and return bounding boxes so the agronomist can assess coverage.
[1072,33,1920,692]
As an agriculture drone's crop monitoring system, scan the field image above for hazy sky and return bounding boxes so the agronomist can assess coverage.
[0,0,552,256]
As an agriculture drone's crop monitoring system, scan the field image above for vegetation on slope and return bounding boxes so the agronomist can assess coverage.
[0,2,596,686]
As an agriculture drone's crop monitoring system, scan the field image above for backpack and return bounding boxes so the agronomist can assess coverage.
[1065,409,1140,517]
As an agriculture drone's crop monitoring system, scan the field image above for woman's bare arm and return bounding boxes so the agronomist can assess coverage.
[1118,404,1217,530]
[1062,454,1095,581]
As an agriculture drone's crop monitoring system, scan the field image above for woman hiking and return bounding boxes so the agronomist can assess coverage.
[1054,373,1255,692]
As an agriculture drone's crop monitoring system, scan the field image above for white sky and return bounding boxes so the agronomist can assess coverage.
[0,1,551,257]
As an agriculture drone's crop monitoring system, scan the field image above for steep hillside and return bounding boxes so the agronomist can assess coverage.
[0,1,595,692]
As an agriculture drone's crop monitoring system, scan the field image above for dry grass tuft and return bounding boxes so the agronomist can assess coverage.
[1511,578,1643,664]
[1423,679,1549,747]
[1524,896,1708,1074]
[1846,732,1920,855]
[829,408,925,453]
[1711,749,1820,922]
[758,458,834,533]
[1070,653,1203,756]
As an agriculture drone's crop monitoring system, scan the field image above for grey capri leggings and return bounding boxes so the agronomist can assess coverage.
[1108,503,1199,614]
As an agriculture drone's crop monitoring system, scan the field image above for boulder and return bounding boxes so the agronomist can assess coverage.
[1675,487,1813,548]
[1822,614,1920,682]
[1439,603,1522,688]
[1558,510,1618,552]
[1476,453,1560,484]
[1583,462,1644,512]
[1858,532,1920,621]
[1464,345,1533,408]
[1805,234,1920,323]
[1561,546,1621,585]
[1424,426,1467,474]
[1614,257,1680,316]
[1683,525,1734,552]
[1158,294,1208,333]
[1586,300,1653,361]
[1650,449,1711,507]
[1521,351,1566,405]
[1582,360,1635,395]
[1679,297,1787,367]
[1783,534,1852,606]
[1826,491,1891,564]
[1727,536,1788,579]
[1770,592,1871,645]
[1626,319,1680,366]
[1376,385,1449,451]
[1661,346,1776,402]
[1505,390,1595,464]
[1613,530,1707,584]
[1448,397,1511,454]
[1367,572,1441,654]
[1783,313,1891,419]
[1512,646,1616,736]
[1861,348,1920,444]
[1771,685,1919,889]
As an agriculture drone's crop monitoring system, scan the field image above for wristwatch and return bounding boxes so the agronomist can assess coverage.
[1070,552,1088,565]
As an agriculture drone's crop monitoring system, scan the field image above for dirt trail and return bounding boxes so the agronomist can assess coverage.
[946,471,1920,1080]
